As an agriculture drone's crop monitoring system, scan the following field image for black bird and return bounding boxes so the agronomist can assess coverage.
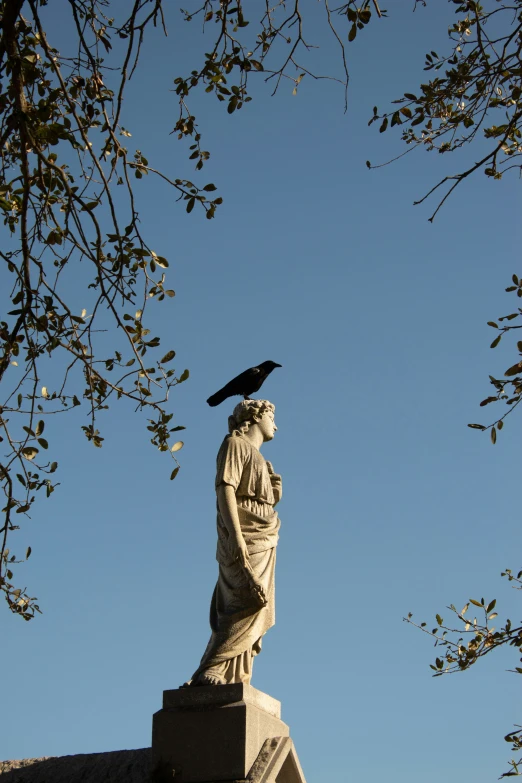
[207,361,282,407]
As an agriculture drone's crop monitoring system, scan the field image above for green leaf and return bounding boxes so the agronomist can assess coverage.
[154,256,169,269]
[26,547,32,559]
[203,184,217,192]
[38,438,48,449]
[486,599,496,613]
[490,335,502,348]
[170,467,180,480]
[469,598,482,607]
[22,447,39,461]
[179,368,189,383]
[171,441,184,452]
[348,23,357,42]
[35,420,44,436]
[160,350,176,364]
[491,426,497,444]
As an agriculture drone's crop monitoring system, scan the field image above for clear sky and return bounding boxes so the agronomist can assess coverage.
[2,2,521,781]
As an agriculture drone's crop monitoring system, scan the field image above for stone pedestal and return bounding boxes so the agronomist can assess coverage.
[151,684,306,783]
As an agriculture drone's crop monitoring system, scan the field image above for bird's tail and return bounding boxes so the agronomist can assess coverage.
[206,388,227,407]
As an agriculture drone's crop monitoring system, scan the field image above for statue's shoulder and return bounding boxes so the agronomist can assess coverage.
[230,432,255,449]
[216,434,251,480]
[217,432,247,456]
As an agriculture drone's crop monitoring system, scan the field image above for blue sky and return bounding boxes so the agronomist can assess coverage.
[2,2,521,781]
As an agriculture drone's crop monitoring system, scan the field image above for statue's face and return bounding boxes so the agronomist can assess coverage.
[257,409,277,442]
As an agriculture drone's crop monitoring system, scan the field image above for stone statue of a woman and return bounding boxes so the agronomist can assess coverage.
[186,399,282,686]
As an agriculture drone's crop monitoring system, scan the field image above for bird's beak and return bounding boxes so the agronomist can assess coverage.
[274,363,282,368]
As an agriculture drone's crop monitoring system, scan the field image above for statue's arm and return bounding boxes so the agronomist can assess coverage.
[216,484,249,568]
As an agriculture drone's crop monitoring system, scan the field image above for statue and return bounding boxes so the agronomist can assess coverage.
[185,399,282,686]
[152,396,308,783]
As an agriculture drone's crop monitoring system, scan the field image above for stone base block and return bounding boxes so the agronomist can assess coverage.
[151,684,305,783]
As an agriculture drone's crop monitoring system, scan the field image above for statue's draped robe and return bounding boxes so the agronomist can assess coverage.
[191,433,281,685]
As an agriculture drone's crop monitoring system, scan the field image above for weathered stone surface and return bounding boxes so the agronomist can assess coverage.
[152,684,290,783]
[246,737,306,783]
[0,748,151,782]
[163,683,282,719]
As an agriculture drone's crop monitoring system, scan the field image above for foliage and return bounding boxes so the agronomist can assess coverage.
[406,569,522,777]
[468,273,522,442]
[369,0,522,216]
[171,0,351,137]
[361,0,522,440]
[0,0,207,619]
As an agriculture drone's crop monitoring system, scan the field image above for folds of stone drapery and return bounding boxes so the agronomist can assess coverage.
[191,546,276,685]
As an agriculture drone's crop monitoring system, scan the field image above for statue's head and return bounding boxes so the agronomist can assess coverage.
[228,399,276,442]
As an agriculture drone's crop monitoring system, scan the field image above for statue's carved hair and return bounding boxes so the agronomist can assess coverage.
[228,399,275,435]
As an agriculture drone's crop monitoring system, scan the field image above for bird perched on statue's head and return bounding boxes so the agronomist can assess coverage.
[207,361,282,407]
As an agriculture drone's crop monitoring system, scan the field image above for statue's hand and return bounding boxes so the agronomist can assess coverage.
[249,580,268,608]
[266,462,282,505]
[242,558,268,607]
